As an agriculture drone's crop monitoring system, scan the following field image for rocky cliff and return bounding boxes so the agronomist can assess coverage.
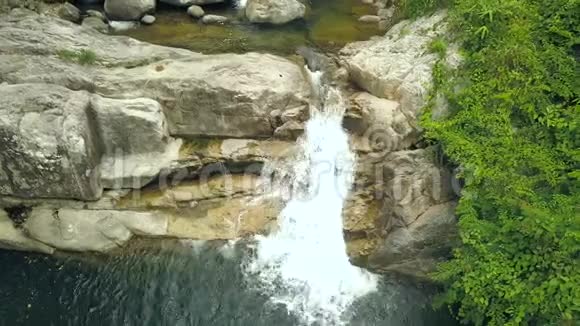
[0,8,458,280]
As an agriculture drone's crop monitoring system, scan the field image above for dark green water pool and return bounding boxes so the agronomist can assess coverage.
[0,240,456,326]
[107,0,381,54]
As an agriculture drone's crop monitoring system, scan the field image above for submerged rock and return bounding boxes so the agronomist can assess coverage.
[189,0,225,4]
[104,0,155,21]
[140,14,155,24]
[358,15,380,23]
[160,0,195,7]
[86,9,106,22]
[245,0,305,24]
[187,5,204,18]
[201,14,228,24]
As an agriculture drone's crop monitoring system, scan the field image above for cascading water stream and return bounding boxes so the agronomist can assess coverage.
[245,67,378,325]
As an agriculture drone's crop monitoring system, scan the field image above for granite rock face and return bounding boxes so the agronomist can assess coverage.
[93,53,310,138]
[341,11,461,279]
[0,84,102,201]
[341,11,449,122]
[90,96,181,189]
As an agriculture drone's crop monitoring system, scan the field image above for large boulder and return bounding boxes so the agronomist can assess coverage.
[0,209,54,254]
[338,12,462,278]
[344,147,457,276]
[56,2,80,23]
[82,16,109,33]
[94,53,310,138]
[0,12,311,139]
[24,208,168,252]
[368,202,458,278]
[340,11,448,118]
[0,83,184,200]
[245,0,305,24]
[90,96,181,189]
[104,0,155,21]
[346,92,418,152]
[379,148,456,226]
[0,84,102,200]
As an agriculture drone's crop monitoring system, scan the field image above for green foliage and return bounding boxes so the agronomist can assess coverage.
[429,37,448,58]
[415,0,580,324]
[399,0,448,18]
[57,49,98,65]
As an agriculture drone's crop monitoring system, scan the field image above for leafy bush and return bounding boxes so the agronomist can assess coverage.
[399,0,448,18]
[57,49,98,65]
[429,37,448,58]
[411,0,580,324]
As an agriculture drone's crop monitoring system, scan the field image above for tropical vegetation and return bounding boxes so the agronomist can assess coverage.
[400,0,580,324]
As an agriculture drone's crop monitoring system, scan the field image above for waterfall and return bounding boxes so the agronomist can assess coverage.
[245,67,378,325]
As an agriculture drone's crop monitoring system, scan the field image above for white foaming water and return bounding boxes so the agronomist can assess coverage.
[245,68,378,325]
[235,0,248,9]
[108,21,139,32]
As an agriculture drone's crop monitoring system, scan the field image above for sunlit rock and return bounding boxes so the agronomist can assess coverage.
[0,84,102,200]
[24,208,167,252]
[340,11,449,116]
[90,96,181,189]
[0,11,190,67]
[104,0,155,21]
[245,0,305,24]
[94,53,310,138]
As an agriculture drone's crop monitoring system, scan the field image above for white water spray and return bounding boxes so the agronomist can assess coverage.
[245,68,378,325]
[235,0,247,9]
